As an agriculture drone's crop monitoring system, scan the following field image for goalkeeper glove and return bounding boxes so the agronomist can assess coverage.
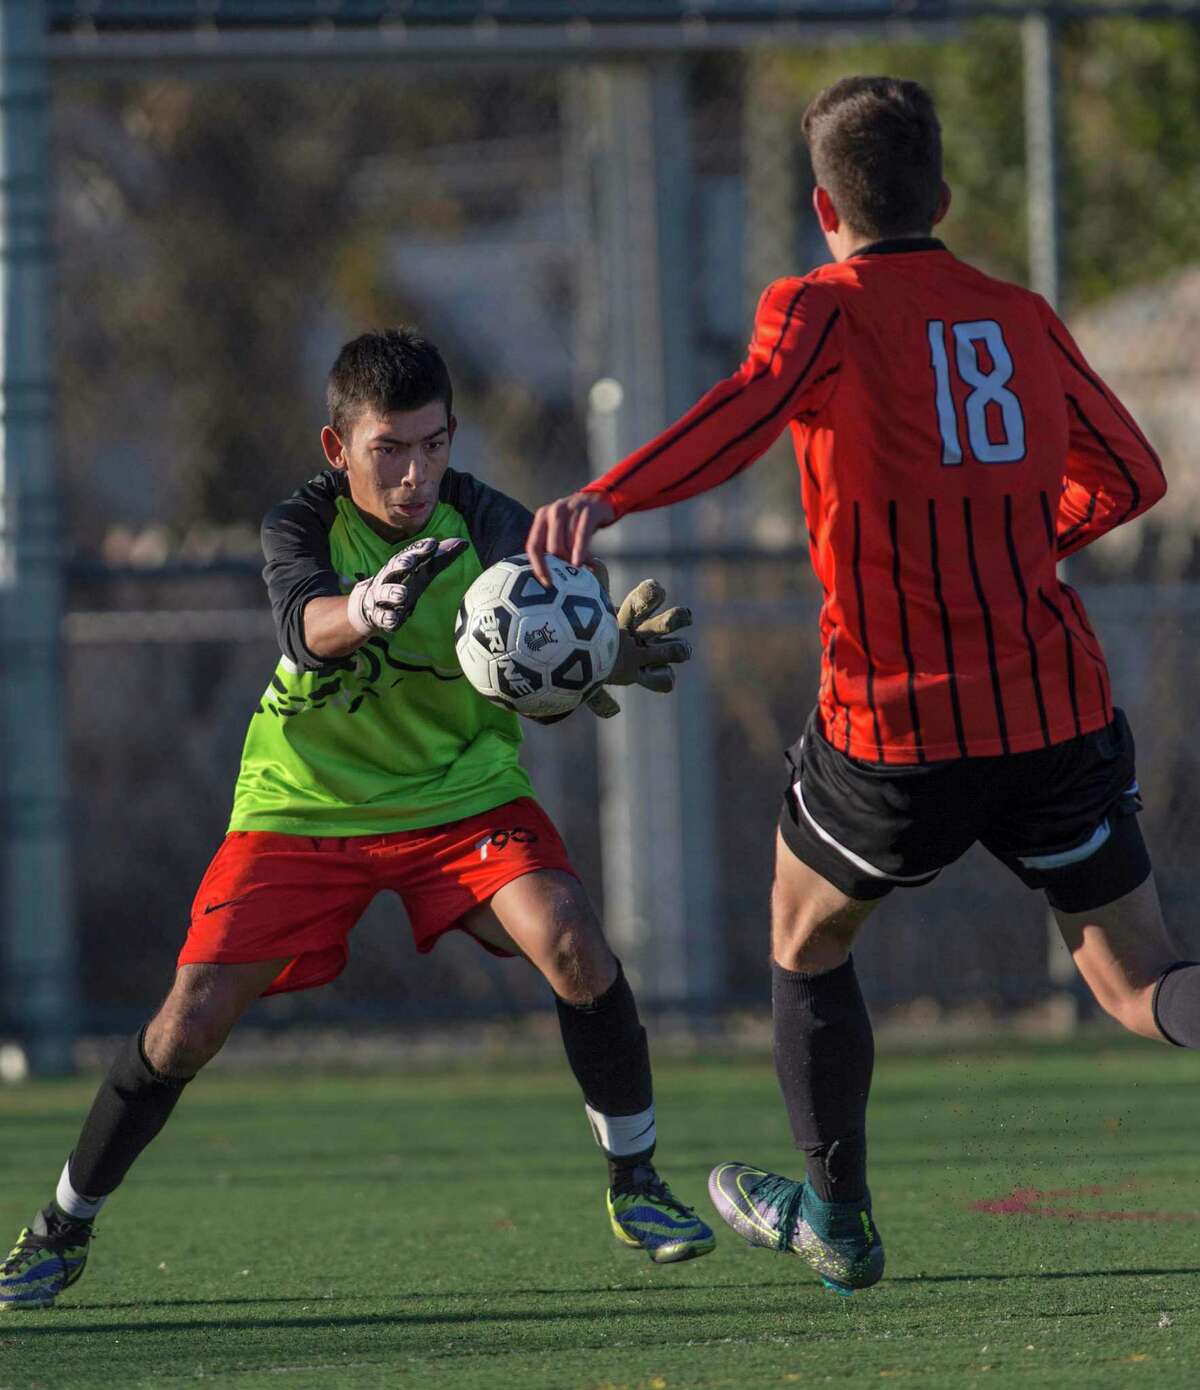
[347,536,468,636]
[585,577,693,719]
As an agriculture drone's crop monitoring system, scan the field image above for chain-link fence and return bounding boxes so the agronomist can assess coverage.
[29,13,1200,1034]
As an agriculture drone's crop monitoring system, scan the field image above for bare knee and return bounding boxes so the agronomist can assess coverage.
[142,963,273,1075]
[771,880,869,974]
[545,918,616,1004]
[772,921,852,975]
[1090,979,1162,1042]
[538,890,616,1004]
[144,997,231,1075]
[769,831,877,974]
[1054,880,1173,1043]
[483,871,617,1004]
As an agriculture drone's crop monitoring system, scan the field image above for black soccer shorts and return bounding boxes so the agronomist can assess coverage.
[779,707,1151,913]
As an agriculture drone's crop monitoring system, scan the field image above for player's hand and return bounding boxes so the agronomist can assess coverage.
[584,578,692,719]
[347,536,468,636]
[526,491,616,588]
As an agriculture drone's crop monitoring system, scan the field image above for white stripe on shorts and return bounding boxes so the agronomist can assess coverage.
[1017,817,1111,871]
[791,775,938,885]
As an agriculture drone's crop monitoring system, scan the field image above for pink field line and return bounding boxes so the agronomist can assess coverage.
[972,1186,1200,1223]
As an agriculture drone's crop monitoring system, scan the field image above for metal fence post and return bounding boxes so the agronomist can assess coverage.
[1024,11,1078,1008]
[0,0,76,1073]
[1023,11,1063,312]
[569,59,720,1015]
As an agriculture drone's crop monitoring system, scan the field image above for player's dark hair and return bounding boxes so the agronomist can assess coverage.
[326,327,454,440]
[801,76,943,239]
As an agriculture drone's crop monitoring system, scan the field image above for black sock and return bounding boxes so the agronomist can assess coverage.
[555,962,653,1113]
[67,1027,193,1198]
[606,1149,657,1193]
[36,1203,93,1237]
[772,957,873,1204]
[555,962,655,1188]
[1153,962,1200,1046]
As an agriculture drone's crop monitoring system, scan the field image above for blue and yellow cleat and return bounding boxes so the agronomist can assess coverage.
[607,1167,716,1265]
[0,1206,93,1310]
[708,1161,884,1293]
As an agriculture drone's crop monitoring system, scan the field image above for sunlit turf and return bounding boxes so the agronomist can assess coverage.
[3,1038,1200,1388]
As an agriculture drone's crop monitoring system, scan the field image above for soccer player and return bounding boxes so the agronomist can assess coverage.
[526,76,1186,1295]
[1,329,715,1310]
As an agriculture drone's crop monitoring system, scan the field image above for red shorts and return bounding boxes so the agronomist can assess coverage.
[180,798,575,996]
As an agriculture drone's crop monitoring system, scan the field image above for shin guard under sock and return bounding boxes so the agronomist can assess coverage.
[1152,962,1200,1047]
[67,1027,193,1199]
[555,963,655,1184]
[772,957,873,1204]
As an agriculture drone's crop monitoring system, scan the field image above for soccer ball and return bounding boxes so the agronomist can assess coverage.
[455,554,620,718]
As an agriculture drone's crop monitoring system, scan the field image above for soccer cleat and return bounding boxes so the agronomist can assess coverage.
[708,1161,884,1294]
[0,1205,94,1310]
[607,1166,716,1264]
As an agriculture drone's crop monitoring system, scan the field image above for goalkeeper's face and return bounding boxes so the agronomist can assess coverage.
[322,400,455,541]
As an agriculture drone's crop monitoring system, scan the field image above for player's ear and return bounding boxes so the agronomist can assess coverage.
[321,424,348,471]
[813,185,840,234]
[932,181,952,227]
[447,413,458,446]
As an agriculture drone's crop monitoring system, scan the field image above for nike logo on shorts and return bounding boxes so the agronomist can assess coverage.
[202,895,253,915]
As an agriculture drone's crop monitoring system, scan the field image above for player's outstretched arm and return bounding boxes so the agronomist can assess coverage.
[525,279,841,586]
[526,491,615,588]
[303,536,468,660]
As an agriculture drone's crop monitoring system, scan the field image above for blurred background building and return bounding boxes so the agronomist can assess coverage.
[4,1,1200,1064]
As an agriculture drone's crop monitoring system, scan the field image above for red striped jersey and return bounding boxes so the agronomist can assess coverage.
[584,239,1167,764]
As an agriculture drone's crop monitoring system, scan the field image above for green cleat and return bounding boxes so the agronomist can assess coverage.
[708,1161,884,1293]
[0,1205,94,1310]
[607,1166,716,1265]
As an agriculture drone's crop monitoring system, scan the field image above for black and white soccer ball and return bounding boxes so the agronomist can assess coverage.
[455,554,620,718]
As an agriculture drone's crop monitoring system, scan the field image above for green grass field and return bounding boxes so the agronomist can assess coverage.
[3,1038,1200,1389]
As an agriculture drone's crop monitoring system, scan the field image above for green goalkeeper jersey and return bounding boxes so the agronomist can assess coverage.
[229,468,534,835]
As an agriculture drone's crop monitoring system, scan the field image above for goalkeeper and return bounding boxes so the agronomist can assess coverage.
[1,328,714,1311]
